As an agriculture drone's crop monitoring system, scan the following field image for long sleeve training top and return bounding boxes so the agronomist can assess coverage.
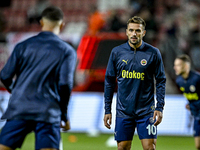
[176,71,200,120]
[104,41,166,118]
[0,31,77,124]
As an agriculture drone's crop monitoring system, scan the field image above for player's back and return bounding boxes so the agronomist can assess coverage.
[1,31,75,123]
[14,32,66,97]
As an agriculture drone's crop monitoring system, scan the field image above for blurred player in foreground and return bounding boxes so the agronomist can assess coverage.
[104,16,166,150]
[0,6,77,150]
[174,54,200,150]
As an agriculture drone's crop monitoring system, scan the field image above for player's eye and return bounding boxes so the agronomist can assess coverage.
[135,29,141,33]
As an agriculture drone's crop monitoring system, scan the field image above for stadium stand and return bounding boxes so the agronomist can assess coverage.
[1,0,97,32]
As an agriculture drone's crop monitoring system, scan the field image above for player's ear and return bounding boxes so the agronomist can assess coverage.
[143,30,146,37]
[60,22,65,30]
[185,62,190,70]
[40,19,44,27]
[126,28,128,36]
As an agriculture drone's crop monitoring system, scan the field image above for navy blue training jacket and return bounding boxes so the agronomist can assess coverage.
[176,71,200,120]
[0,31,77,124]
[104,41,166,118]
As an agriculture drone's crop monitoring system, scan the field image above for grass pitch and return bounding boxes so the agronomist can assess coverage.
[18,132,195,150]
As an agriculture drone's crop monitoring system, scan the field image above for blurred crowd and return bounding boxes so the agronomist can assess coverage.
[86,0,200,84]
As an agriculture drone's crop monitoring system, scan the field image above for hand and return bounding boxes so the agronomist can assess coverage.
[60,120,70,131]
[104,114,112,129]
[185,104,190,110]
[153,110,163,126]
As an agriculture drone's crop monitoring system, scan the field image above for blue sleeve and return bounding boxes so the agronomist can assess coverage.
[154,50,166,112]
[58,48,77,122]
[0,44,22,92]
[104,50,116,114]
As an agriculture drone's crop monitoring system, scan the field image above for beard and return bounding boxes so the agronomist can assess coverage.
[176,70,185,76]
[129,37,141,45]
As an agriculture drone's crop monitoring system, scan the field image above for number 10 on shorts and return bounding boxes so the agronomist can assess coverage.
[146,124,157,135]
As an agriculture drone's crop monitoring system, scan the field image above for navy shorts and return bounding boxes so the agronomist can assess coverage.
[194,119,200,137]
[0,120,60,150]
[115,116,157,141]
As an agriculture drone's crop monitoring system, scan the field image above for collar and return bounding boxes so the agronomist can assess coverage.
[38,31,58,38]
[181,70,192,80]
[126,41,145,51]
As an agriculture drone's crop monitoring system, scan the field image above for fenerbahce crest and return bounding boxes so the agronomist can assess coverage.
[141,59,147,66]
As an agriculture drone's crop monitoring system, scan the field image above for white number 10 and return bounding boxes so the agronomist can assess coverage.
[146,124,157,135]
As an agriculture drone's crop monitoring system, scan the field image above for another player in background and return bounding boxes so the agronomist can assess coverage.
[0,6,77,150]
[104,16,166,150]
[174,54,200,150]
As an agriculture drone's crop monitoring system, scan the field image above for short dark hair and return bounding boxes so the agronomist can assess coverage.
[127,16,146,29]
[176,54,191,64]
[41,6,63,21]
